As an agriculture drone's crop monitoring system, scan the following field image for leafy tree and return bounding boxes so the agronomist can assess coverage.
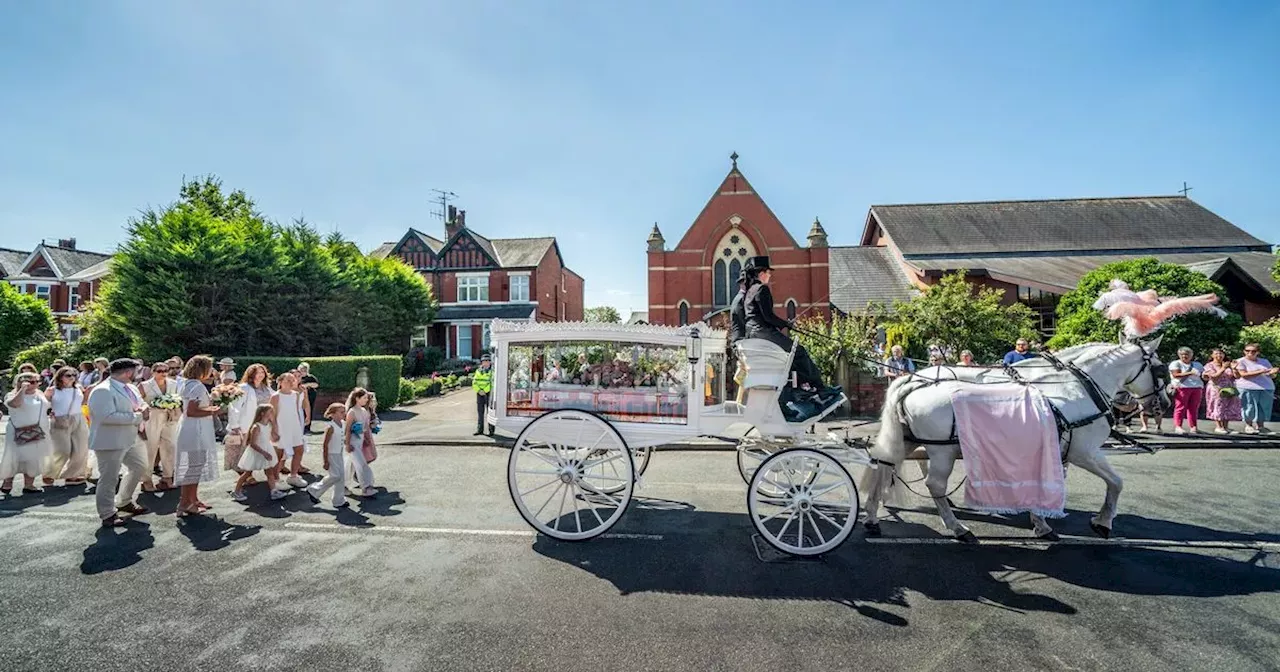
[12,340,67,372]
[103,176,436,359]
[67,290,134,362]
[584,306,621,323]
[1046,258,1243,361]
[793,307,883,379]
[0,282,56,368]
[1237,319,1280,359]
[889,271,1038,364]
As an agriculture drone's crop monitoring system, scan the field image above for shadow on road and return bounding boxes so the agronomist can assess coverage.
[176,515,262,552]
[531,509,1280,627]
[81,522,155,574]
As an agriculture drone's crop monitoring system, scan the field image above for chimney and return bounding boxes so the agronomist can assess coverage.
[445,205,460,239]
[58,237,77,250]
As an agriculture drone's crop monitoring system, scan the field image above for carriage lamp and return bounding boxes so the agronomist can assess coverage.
[687,330,702,364]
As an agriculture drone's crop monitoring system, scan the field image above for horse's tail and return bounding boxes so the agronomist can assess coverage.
[860,376,917,508]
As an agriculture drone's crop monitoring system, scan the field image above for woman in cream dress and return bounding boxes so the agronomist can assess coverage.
[43,366,90,486]
[2,372,52,494]
[139,361,181,491]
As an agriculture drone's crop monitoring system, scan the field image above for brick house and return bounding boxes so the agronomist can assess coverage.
[373,208,584,359]
[1,238,111,342]
[647,153,831,328]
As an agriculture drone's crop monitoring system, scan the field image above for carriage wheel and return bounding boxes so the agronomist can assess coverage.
[589,445,651,496]
[748,448,858,557]
[508,410,634,541]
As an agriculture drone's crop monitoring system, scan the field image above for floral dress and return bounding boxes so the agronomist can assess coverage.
[1203,361,1242,421]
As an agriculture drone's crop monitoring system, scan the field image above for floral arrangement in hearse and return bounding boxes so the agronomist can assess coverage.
[210,382,245,409]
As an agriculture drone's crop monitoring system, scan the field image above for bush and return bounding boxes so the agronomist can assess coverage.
[11,340,68,373]
[458,375,472,388]
[397,378,416,405]
[0,282,56,369]
[404,346,444,378]
[231,355,402,406]
[412,378,443,398]
[1237,320,1280,359]
[436,358,474,376]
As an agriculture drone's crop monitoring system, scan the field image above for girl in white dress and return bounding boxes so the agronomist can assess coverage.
[227,364,273,485]
[43,366,90,486]
[231,404,290,502]
[271,373,310,488]
[344,388,376,497]
[173,356,220,516]
[2,373,52,494]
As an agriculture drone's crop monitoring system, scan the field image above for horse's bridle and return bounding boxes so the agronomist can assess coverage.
[1122,341,1168,412]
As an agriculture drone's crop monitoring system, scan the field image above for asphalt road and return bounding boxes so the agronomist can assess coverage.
[1,444,1278,672]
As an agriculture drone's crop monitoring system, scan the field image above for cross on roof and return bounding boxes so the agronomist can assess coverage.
[730,151,739,169]
[1179,181,1193,197]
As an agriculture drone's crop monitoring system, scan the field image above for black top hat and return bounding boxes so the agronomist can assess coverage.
[746,255,773,272]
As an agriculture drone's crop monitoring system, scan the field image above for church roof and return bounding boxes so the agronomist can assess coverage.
[673,154,801,251]
[866,196,1270,257]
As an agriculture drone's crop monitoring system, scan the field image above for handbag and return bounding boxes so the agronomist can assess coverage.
[14,423,46,445]
[53,415,74,430]
[1218,386,1239,398]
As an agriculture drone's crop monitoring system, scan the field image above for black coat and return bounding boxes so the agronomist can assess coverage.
[745,283,792,349]
[728,286,748,343]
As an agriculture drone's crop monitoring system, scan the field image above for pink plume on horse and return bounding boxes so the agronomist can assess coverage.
[1104,293,1226,337]
[1091,279,1159,312]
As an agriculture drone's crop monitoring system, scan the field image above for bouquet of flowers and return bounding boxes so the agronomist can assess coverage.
[210,383,244,409]
[150,393,183,411]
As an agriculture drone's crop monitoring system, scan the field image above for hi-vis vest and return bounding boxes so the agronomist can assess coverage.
[472,368,493,394]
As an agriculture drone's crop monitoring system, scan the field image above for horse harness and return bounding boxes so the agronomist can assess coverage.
[894,348,1165,460]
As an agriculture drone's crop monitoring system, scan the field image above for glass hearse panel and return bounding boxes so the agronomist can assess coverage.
[506,340,690,425]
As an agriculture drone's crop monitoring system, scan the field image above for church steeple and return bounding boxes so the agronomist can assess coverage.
[807,216,828,248]
[647,222,665,252]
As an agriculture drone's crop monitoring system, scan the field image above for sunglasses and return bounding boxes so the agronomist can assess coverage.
[1245,349,1259,353]
[154,368,169,373]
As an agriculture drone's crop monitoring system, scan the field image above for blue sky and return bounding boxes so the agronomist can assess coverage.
[2,1,1277,314]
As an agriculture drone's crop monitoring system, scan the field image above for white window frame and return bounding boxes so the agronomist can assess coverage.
[509,273,530,302]
[457,274,489,303]
[409,325,429,349]
[69,287,81,312]
[35,285,51,305]
[64,324,82,343]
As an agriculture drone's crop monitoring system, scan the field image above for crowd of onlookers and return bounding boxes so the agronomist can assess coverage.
[2,355,382,527]
[879,339,1277,435]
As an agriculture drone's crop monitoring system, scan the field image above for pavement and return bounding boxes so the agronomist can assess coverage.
[385,389,1280,451]
[1,441,1277,671]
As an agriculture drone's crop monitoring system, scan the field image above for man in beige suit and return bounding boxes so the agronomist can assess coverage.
[88,359,152,527]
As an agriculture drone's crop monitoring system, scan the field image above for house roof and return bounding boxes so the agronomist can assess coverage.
[867,196,1270,257]
[0,248,28,277]
[369,242,396,259]
[39,245,111,277]
[907,250,1280,295]
[627,311,649,325]
[435,303,538,322]
[828,246,917,313]
[65,258,112,282]
[490,237,556,268]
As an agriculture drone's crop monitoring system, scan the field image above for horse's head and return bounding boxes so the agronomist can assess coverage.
[1121,335,1169,414]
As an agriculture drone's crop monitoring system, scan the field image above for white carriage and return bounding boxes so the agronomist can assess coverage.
[490,319,867,556]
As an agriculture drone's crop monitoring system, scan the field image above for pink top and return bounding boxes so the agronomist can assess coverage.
[1234,357,1274,391]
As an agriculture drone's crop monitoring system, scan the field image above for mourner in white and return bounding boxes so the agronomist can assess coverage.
[138,360,181,491]
[87,359,152,526]
[43,366,90,486]
[307,403,350,508]
[2,372,53,494]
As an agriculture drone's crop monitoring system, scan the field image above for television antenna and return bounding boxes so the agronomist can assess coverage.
[431,189,458,220]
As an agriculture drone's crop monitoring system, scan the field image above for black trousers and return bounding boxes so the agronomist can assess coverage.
[476,392,490,433]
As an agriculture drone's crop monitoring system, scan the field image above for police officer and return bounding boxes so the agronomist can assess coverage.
[472,353,494,435]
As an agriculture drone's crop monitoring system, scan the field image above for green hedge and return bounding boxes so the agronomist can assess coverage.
[398,378,416,405]
[232,355,402,406]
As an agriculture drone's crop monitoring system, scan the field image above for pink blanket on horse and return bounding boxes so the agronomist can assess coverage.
[951,383,1065,518]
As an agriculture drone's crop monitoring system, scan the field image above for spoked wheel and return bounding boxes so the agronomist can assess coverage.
[748,448,859,556]
[589,445,651,496]
[736,427,778,486]
[508,410,634,541]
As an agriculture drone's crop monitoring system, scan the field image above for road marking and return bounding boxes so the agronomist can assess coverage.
[865,537,1280,551]
[282,521,663,540]
[13,510,99,520]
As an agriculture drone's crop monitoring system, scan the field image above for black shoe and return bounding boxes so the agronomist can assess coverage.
[473,430,483,436]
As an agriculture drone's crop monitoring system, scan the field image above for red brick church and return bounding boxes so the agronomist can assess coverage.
[646,153,830,327]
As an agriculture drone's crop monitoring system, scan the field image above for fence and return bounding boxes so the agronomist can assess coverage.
[833,358,889,419]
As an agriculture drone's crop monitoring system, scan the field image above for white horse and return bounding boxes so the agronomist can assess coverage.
[862,338,1169,542]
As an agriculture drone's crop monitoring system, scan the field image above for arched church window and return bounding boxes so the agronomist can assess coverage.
[712,228,755,308]
[713,261,727,307]
[786,299,798,321]
[678,301,690,326]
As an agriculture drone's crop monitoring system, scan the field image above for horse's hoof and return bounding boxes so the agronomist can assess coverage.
[1037,530,1061,542]
[956,531,978,544]
[863,521,882,537]
[1090,523,1112,539]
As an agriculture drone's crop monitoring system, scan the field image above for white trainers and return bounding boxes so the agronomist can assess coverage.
[286,475,306,489]
[1214,427,1229,434]
[1244,426,1258,434]
[269,489,290,500]
[230,490,248,502]
[1174,427,1185,434]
